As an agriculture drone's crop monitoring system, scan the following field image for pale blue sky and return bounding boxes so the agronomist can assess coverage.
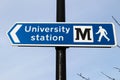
[0,0,120,80]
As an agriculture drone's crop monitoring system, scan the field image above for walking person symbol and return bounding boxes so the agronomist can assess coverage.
[96,26,110,42]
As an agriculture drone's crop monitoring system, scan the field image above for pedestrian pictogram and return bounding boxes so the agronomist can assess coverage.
[96,26,110,42]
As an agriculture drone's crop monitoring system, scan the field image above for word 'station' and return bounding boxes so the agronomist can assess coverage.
[7,22,117,47]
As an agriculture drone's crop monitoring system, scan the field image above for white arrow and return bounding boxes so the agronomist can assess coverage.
[10,25,22,43]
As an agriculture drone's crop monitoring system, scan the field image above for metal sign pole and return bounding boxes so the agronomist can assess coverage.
[56,0,66,80]
[57,0,65,22]
[56,47,66,80]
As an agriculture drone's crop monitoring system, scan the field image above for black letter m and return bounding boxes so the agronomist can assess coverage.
[74,26,93,42]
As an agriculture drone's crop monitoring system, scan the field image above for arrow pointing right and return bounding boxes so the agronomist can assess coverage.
[10,24,22,43]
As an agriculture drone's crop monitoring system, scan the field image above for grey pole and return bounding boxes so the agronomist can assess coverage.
[57,0,65,22]
[56,47,66,80]
[56,0,66,80]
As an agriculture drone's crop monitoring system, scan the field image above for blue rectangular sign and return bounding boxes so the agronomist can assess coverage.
[7,22,117,47]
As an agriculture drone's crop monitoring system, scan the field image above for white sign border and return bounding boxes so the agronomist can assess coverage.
[7,22,117,48]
